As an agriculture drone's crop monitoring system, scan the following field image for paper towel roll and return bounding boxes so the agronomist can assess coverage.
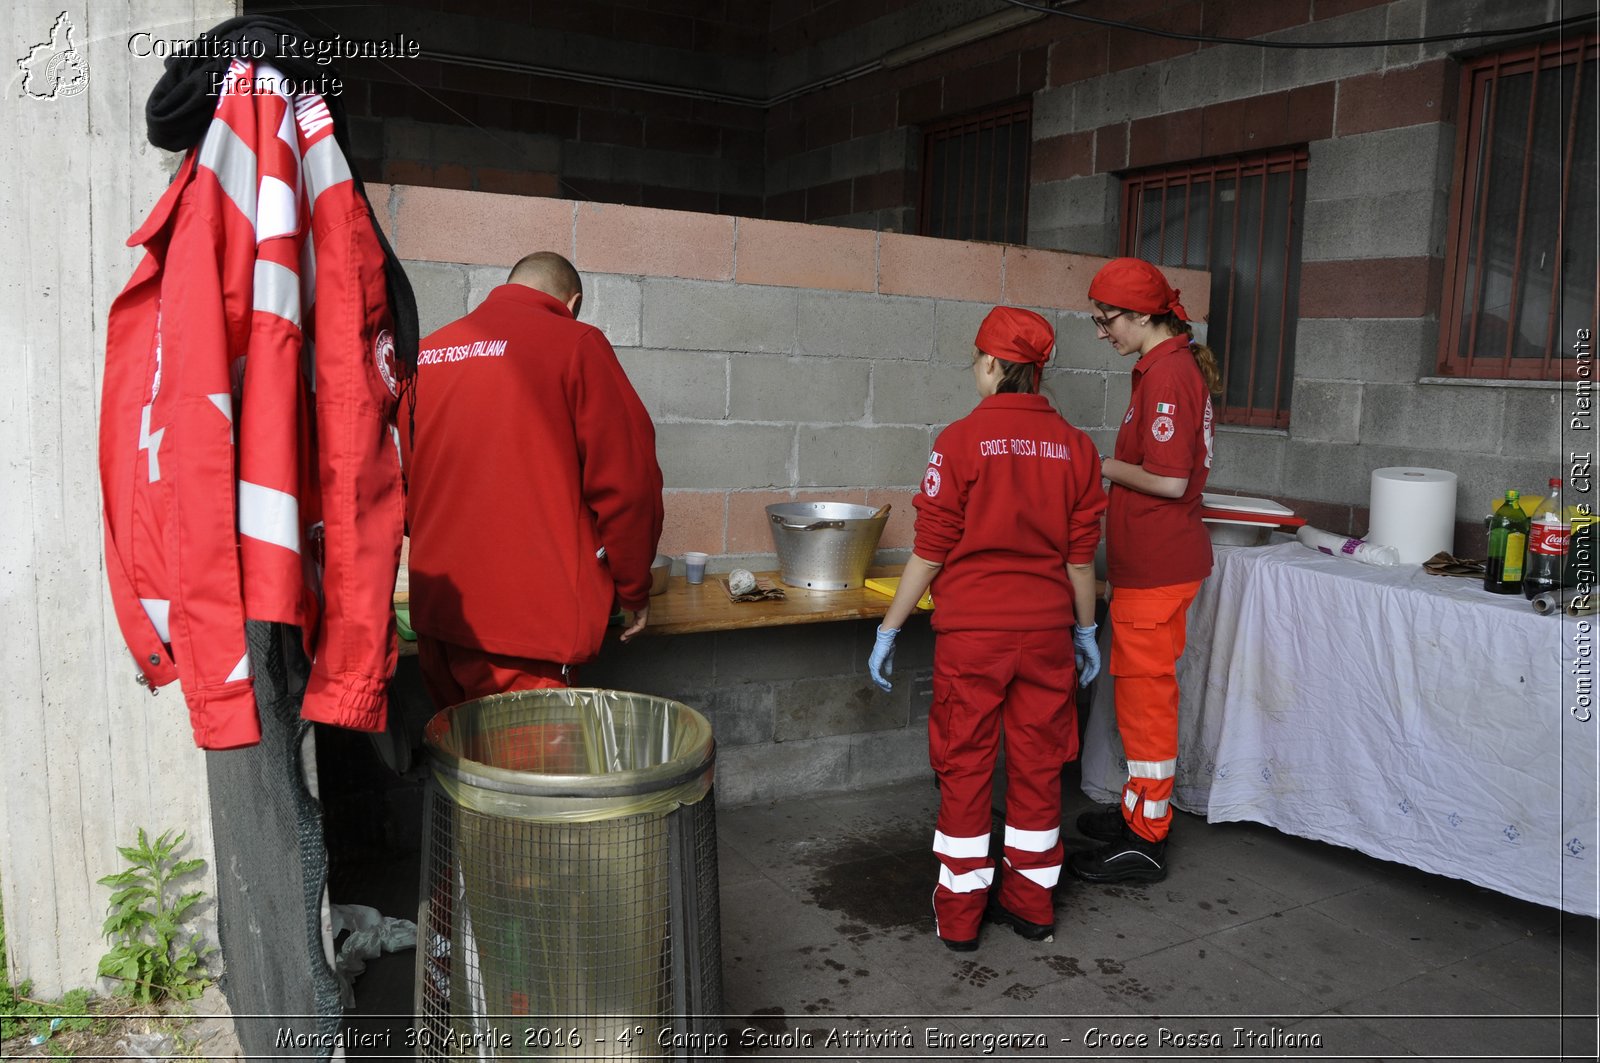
[1366,467,1458,564]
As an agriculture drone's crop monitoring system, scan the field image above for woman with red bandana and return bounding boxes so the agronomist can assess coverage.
[868,306,1105,951]
[1068,258,1221,886]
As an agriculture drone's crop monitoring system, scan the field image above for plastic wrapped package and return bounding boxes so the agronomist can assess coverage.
[1296,525,1401,567]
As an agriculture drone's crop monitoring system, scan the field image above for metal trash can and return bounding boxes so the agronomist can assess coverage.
[415,688,722,1059]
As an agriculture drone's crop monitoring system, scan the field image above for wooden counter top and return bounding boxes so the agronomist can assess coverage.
[638,565,911,637]
[396,565,912,655]
[397,562,1104,654]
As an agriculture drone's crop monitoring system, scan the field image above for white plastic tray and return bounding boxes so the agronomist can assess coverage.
[1201,492,1295,517]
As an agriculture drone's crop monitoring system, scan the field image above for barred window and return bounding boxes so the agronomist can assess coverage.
[1121,150,1308,429]
[1438,33,1598,380]
[919,101,1031,244]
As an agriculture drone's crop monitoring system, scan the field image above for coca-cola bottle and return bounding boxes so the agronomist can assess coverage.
[1524,478,1568,599]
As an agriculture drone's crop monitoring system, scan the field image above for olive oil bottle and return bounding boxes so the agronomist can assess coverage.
[1484,490,1530,595]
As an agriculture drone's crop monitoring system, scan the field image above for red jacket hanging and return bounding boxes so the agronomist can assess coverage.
[100,60,405,750]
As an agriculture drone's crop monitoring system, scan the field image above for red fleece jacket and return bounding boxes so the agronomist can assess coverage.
[913,393,1106,632]
[401,284,663,663]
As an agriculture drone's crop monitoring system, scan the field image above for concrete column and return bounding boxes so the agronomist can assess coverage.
[1,0,238,996]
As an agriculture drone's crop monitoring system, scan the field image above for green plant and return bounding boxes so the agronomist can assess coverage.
[96,829,213,1004]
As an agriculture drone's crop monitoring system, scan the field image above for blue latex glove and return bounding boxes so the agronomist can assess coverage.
[1073,623,1101,687]
[868,626,899,692]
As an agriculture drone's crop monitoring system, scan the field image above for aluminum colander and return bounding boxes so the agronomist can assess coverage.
[766,502,889,590]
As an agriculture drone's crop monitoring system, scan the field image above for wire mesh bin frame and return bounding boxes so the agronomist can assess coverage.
[415,689,723,1060]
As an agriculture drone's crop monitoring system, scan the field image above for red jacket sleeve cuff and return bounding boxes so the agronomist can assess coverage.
[301,672,390,733]
[188,681,262,750]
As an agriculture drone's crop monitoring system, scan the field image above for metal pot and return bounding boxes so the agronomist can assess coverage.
[766,502,889,590]
[649,554,672,596]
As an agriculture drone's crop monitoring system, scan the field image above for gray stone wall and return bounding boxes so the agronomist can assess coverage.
[1024,0,1589,536]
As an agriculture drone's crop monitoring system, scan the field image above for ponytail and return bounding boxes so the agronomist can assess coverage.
[1152,312,1223,397]
[993,358,1041,395]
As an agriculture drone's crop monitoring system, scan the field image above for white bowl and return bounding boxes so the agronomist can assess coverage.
[1204,520,1272,547]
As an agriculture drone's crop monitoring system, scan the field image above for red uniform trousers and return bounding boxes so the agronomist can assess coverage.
[929,629,1077,942]
[417,636,569,709]
[1107,580,1202,843]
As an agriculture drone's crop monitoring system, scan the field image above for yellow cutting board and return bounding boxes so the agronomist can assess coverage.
[864,577,934,610]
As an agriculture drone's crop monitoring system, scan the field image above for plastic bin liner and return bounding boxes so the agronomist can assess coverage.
[424,687,715,823]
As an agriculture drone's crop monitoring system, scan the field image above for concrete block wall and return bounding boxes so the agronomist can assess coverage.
[764,0,1058,229]
[253,0,769,212]
[1022,0,1588,546]
[373,184,1208,561]
[371,183,1208,802]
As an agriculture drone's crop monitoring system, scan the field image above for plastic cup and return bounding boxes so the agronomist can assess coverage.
[684,552,708,585]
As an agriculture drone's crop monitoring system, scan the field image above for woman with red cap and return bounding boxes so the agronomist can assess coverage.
[1068,257,1221,885]
[868,306,1105,951]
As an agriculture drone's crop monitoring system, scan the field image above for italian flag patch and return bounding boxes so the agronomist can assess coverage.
[1155,402,1176,414]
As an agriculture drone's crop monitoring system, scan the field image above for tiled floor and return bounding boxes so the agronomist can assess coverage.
[341,770,1598,1061]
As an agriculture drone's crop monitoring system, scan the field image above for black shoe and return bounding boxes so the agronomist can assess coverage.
[986,901,1054,942]
[1075,802,1127,843]
[1068,830,1168,884]
[941,934,979,952]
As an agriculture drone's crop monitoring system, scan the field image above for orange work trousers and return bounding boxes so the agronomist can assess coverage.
[1107,580,1202,843]
[417,636,569,709]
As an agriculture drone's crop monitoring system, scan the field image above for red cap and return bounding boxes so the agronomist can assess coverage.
[1087,257,1190,322]
[975,306,1055,366]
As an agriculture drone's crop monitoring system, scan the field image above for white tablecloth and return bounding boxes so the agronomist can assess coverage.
[1082,539,1599,916]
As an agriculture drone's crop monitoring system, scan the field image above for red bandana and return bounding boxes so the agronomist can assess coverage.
[975,306,1055,366]
[1087,257,1190,322]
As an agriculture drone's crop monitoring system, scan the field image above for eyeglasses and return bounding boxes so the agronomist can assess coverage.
[1091,310,1128,332]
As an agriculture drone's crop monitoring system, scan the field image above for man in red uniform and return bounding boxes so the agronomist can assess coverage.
[399,252,663,706]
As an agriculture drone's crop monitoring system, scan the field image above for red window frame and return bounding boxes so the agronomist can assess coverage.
[1121,148,1309,429]
[918,100,1031,244]
[1437,33,1599,380]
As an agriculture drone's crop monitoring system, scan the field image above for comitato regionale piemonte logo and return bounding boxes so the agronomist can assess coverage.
[17,11,89,100]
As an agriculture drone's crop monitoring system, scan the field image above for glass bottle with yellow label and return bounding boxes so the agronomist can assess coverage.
[1484,490,1530,595]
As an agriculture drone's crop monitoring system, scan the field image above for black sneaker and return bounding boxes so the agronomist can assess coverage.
[1068,830,1168,884]
[1075,803,1126,843]
[941,934,979,952]
[986,901,1054,942]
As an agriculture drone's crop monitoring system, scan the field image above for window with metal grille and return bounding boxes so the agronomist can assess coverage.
[919,101,1031,244]
[1120,149,1309,429]
[1438,33,1598,380]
